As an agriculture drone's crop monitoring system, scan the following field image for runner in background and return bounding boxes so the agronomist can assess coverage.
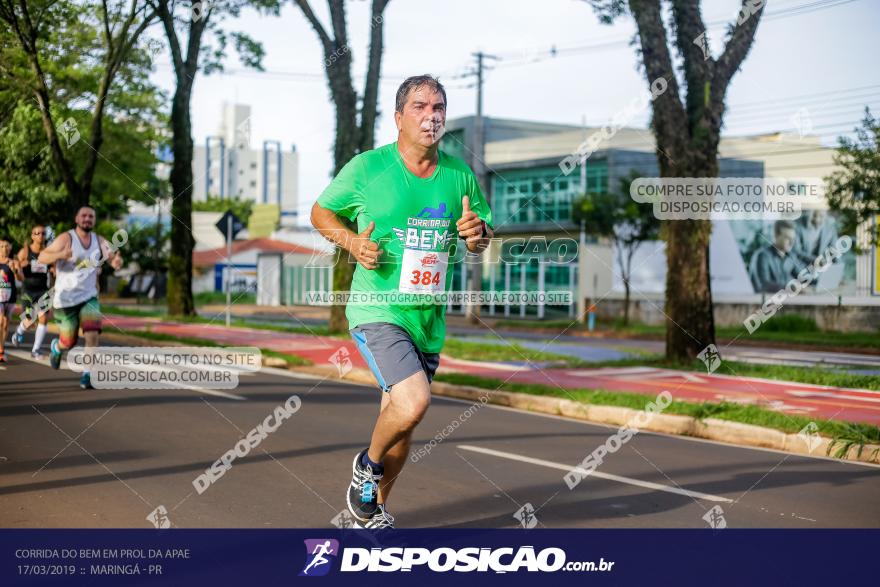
[11,225,53,358]
[0,239,22,363]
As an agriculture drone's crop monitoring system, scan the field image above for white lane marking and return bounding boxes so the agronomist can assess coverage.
[6,349,70,370]
[788,390,880,404]
[6,349,246,401]
[458,444,733,503]
[569,366,656,377]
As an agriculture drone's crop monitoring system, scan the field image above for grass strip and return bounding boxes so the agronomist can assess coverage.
[432,372,880,457]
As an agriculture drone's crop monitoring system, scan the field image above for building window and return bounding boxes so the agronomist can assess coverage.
[491,162,607,227]
[440,129,466,162]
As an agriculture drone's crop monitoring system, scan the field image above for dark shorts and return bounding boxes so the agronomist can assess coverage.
[350,322,440,392]
[21,289,50,311]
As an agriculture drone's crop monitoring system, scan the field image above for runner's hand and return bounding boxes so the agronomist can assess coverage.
[457,195,483,246]
[109,252,123,270]
[350,221,381,270]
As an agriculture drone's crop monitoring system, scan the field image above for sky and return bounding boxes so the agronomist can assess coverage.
[148,0,880,225]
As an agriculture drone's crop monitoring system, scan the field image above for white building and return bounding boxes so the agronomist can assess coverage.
[192,103,299,227]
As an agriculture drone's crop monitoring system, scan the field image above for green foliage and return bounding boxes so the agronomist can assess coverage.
[827,422,880,460]
[0,103,67,245]
[179,0,281,75]
[192,195,254,226]
[0,0,166,240]
[194,291,256,305]
[124,220,170,273]
[826,108,880,248]
[572,171,660,247]
[433,372,880,446]
[756,314,819,333]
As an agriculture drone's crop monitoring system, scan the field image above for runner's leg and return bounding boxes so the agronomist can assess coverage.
[79,298,102,386]
[55,307,81,351]
[0,305,9,356]
[368,369,431,503]
[33,311,49,352]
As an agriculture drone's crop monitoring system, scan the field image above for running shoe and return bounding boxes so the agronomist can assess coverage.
[49,338,62,370]
[362,505,395,529]
[10,331,23,347]
[347,449,383,522]
[79,372,93,390]
[31,350,44,360]
[0,352,6,363]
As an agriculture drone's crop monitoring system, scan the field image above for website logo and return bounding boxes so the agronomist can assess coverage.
[300,538,339,577]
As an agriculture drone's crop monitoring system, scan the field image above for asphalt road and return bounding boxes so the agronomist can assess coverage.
[2,341,879,529]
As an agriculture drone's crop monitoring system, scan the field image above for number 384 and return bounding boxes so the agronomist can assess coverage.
[410,270,442,286]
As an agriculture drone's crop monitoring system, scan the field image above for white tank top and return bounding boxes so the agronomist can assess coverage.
[53,229,101,308]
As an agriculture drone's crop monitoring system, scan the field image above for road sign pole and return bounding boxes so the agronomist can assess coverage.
[226,215,232,328]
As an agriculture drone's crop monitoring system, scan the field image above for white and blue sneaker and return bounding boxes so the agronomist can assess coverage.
[361,505,395,529]
[347,449,383,522]
[10,330,23,347]
[49,338,63,370]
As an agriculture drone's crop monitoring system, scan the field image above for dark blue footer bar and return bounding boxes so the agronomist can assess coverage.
[1,529,874,585]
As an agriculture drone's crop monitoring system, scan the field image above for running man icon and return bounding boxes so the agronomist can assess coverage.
[300,539,339,576]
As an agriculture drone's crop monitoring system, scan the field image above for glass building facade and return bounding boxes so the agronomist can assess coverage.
[491,163,608,228]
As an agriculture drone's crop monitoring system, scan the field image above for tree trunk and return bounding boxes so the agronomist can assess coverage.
[166,87,196,316]
[296,0,389,333]
[326,69,360,333]
[626,0,763,362]
[659,151,718,361]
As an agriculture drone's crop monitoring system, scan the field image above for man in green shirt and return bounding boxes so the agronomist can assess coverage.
[311,74,493,529]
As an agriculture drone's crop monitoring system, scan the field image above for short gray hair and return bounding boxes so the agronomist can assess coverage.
[395,75,447,114]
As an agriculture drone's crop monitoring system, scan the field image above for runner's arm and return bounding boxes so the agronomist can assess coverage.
[311,203,380,269]
[99,236,123,270]
[15,248,28,280]
[37,232,71,265]
[311,202,357,252]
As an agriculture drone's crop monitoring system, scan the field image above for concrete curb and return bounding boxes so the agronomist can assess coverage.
[299,364,880,466]
[100,332,879,466]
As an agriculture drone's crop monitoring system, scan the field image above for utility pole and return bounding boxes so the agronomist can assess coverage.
[463,51,497,324]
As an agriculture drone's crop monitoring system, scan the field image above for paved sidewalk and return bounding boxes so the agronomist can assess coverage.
[102,314,880,425]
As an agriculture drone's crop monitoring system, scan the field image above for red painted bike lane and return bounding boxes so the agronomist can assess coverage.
[104,315,880,425]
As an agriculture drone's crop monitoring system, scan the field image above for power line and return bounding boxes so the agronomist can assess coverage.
[725,101,879,122]
[484,122,865,159]
[727,87,880,111]
[489,0,860,70]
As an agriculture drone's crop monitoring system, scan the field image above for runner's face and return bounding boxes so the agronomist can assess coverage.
[76,209,95,232]
[396,87,446,149]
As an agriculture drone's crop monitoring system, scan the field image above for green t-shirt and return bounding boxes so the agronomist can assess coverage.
[316,142,493,353]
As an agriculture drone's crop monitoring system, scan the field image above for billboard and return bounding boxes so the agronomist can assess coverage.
[728,210,856,295]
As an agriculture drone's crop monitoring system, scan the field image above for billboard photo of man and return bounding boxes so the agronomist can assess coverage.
[748,220,802,293]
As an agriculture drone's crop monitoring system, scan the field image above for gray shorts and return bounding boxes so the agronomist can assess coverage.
[350,322,440,392]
